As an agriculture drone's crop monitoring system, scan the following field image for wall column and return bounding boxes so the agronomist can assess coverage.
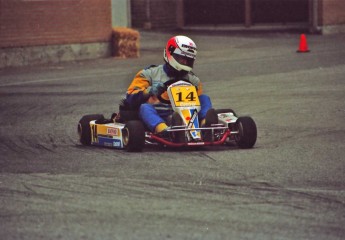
[244,0,252,27]
[309,0,321,33]
[111,0,131,27]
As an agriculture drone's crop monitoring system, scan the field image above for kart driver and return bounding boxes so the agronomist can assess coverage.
[124,35,217,136]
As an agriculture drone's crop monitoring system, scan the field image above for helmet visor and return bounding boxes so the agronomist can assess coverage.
[172,53,195,69]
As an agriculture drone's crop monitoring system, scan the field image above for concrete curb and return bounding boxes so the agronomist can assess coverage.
[0,42,112,69]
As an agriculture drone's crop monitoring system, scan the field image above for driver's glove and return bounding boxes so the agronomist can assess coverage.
[148,82,165,96]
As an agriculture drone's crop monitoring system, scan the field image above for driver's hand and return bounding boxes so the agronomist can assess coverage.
[148,82,165,96]
[147,95,160,104]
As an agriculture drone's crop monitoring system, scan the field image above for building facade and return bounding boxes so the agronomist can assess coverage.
[131,0,345,34]
[1,0,344,68]
[0,0,116,68]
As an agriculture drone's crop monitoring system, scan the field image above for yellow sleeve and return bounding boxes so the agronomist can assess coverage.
[127,70,150,95]
[125,70,151,107]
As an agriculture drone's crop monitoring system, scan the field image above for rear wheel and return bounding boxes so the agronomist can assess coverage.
[235,116,257,149]
[203,108,218,142]
[122,120,145,152]
[78,114,104,145]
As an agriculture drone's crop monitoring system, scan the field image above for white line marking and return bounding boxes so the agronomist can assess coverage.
[0,72,124,87]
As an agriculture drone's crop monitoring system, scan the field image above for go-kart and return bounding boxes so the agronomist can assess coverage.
[78,80,257,152]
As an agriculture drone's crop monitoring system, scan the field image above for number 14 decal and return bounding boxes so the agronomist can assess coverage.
[176,91,196,102]
[170,85,200,107]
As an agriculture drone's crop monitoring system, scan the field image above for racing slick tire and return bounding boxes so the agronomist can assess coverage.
[78,114,105,146]
[203,108,219,142]
[235,116,257,149]
[122,120,145,152]
[171,112,186,143]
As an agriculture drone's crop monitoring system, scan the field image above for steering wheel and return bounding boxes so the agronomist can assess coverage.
[157,79,192,104]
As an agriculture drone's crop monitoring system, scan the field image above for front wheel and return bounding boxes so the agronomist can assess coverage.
[122,120,145,152]
[235,116,257,149]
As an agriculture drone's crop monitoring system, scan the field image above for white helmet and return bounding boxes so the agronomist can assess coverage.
[163,35,197,72]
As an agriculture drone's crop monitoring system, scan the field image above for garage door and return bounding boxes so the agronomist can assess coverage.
[184,0,244,25]
[184,0,309,26]
[252,0,309,24]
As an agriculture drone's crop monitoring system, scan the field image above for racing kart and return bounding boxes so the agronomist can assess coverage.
[78,80,257,152]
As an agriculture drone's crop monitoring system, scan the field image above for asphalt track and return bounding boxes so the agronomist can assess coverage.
[1,31,345,240]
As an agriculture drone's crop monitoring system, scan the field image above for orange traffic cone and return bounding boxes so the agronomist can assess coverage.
[297,34,310,53]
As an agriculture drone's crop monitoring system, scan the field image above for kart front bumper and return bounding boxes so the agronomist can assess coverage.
[148,129,233,147]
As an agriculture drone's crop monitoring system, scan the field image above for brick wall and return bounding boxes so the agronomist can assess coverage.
[321,0,345,25]
[0,0,112,48]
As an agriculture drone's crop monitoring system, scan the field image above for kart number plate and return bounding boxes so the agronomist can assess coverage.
[170,86,200,107]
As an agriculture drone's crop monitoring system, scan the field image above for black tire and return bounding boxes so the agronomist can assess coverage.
[202,108,218,142]
[215,108,237,116]
[205,108,218,126]
[122,120,145,152]
[171,112,186,143]
[235,116,257,149]
[78,114,105,146]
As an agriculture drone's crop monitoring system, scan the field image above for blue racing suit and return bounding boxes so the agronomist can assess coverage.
[125,64,212,132]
